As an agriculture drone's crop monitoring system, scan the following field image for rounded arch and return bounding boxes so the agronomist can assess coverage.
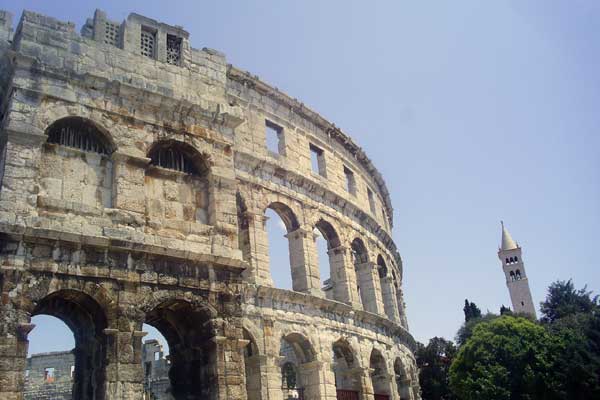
[45,116,115,155]
[281,332,316,364]
[332,337,363,395]
[314,218,341,249]
[265,202,300,232]
[243,325,262,400]
[143,298,217,399]
[350,238,369,264]
[31,289,109,400]
[377,254,388,278]
[394,357,412,400]
[148,139,210,175]
[370,348,392,396]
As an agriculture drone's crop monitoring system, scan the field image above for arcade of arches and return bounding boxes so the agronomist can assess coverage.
[0,9,419,400]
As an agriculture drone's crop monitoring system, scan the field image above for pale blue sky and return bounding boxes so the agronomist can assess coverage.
[5,1,598,352]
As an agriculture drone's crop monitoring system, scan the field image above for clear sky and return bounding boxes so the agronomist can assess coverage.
[4,0,599,352]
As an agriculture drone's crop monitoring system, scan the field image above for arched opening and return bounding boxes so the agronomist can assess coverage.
[243,329,262,400]
[394,358,412,400]
[280,333,317,399]
[42,117,114,209]
[332,339,361,399]
[314,219,341,299]
[514,256,519,262]
[46,117,113,155]
[144,300,215,399]
[142,323,171,400]
[29,290,108,400]
[351,238,376,312]
[505,258,509,264]
[377,255,397,320]
[26,315,75,399]
[515,269,522,280]
[509,271,515,281]
[265,202,299,291]
[370,349,391,399]
[146,140,210,225]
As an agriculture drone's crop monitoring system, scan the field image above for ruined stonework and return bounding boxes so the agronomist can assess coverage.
[24,351,74,400]
[0,8,420,400]
[142,340,172,400]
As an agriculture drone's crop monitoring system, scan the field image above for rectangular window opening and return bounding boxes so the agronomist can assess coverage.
[310,144,326,177]
[104,21,120,46]
[367,188,376,214]
[344,166,356,196]
[265,120,284,155]
[44,367,55,383]
[140,27,156,58]
[166,34,182,65]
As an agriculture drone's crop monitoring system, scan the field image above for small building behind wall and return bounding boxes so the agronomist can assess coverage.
[24,351,74,400]
[0,7,420,400]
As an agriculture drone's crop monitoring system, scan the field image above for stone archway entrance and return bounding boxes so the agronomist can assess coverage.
[144,300,216,400]
[31,290,108,400]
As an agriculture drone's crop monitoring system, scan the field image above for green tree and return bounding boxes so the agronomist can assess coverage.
[540,279,599,324]
[449,316,557,400]
[463,299,482,322]
[540,279,600,399]
[455,312,498,346]
[500,305,512,315]
[416,337,457,400]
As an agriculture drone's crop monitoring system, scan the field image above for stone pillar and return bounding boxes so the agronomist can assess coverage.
[380,277,401,323]
[286,227,322,296]
[357,367,375,400]
[243,354,267,400]
[299,360,335,400]
[0,323,32,400]
[355,262,385,315]
[212,335,248,400]
[244,212,274,286]
[264,354,285,400]
[104,328,146,400]
[396,288,409,329]
[111,152,149,214]
[328,245,360,306]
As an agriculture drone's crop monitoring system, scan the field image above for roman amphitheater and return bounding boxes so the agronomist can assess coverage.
[0,8,420,400]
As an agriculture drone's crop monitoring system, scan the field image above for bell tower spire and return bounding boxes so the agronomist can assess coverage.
[497,222,536,317]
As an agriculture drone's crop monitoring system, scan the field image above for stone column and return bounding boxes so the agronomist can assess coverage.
[299,360,336,400]
[0,323,32,400]
[396,288,409,329]
[0,259,32,400]
[355,262,385,315]
[212,335,248,400]
[286,227,321,296]
[357,367,375,400]
[243,354,268,400]
[380,277,401,323]
[104,328,146,400]
[243,212,274,286]
[328,245,360,306]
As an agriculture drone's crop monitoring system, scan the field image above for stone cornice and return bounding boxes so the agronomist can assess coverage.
[247,285,416,352]
[227,65,394,228]
[8,51,243,144]
[0,221,245,270]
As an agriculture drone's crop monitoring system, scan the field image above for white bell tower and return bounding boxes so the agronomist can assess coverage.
[497,222,536,317]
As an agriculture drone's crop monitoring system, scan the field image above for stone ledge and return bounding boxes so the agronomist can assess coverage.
[247,285,416,352]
